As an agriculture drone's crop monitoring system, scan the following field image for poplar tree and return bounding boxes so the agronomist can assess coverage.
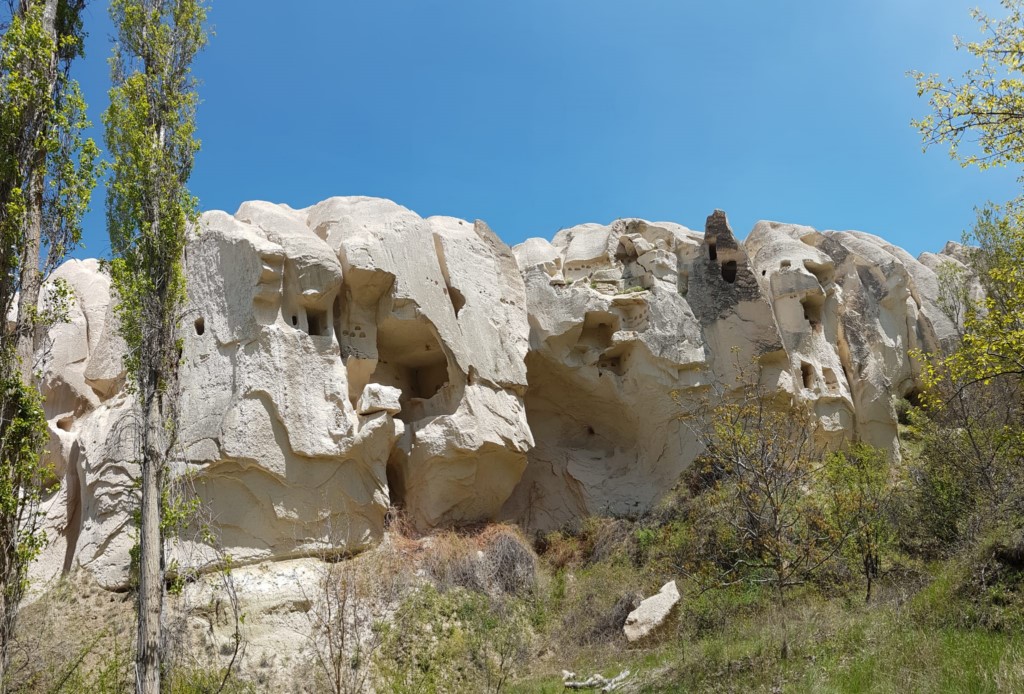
[103,1,208,691]
[0,0,96,686]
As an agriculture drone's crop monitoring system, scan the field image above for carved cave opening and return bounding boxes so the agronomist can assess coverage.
[801,294,824,332]
[722,260,737,283]
[575,311,620,352]
[371,316,452,422]
[307,308,328,337]
[801,361,815,390]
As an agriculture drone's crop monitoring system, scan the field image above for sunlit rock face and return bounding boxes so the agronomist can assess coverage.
[34,197,532,588]
[500,212,785,532]
[29,198,964,586]
[746,222,953,457]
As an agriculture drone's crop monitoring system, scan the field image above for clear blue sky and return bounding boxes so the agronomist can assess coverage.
[69,0,1023,259]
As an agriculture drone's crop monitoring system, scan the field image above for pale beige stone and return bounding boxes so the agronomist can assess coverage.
[624,580,680,642]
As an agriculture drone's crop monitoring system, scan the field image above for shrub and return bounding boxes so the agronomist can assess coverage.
[423,530,487,593]
[375,585,532,693]
[479,525,538,596]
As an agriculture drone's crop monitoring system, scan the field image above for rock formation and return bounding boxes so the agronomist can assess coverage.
[29,197,964,587]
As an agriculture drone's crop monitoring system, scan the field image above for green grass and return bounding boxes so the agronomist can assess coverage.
[509,588,1024,693]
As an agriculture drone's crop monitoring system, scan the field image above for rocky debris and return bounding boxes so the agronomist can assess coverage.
[27,197,965,588]
[623,580,680,642]
[563,669,632,691]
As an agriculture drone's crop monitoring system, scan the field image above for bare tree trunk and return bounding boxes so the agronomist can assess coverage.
[136,378,164,694]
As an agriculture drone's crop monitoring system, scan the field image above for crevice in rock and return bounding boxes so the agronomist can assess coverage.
[433,233,467,318]
[823,367,839,392]
[62,441,83,575]
[194,317,205,336]
[446,287,466,317]
[385,448,407,510]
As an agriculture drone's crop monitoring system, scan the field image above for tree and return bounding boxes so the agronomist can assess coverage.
[912,0,1024,173]
[103,1,208,691]
[681,378,850,659]
[911,0,1024,553]
[824,443,893,603]
[911,203,1024,550]
[0,0,96,687]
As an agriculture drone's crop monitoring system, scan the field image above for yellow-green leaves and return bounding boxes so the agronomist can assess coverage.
[912,0,1024,173]
[104,0,208,384]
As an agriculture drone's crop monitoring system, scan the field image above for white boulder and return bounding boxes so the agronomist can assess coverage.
[624,580,680,642]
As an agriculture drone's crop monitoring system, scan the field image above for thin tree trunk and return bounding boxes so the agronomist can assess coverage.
[15,153,44,374]
[137,380,164,694]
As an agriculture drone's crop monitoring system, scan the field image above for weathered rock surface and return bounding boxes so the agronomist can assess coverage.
[501,212,784,531]
[35,197,532,588]
[28,197,965,587]
[624,580,680,642]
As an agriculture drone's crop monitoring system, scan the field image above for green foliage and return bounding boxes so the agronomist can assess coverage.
[0,0,98,300]
[104,0,208,383]
[375,585,532,694]
[52,636,135,694]
[0,367,50,591]
[922,201,1024,387]
[0,3,97,681]
[911,0,1024,172]
[166,667,255,694]
[823,444,894,602]
[909,202,1024,553]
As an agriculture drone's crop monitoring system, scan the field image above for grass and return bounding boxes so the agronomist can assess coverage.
[12,515,1024,693]
[510,591,1024,693]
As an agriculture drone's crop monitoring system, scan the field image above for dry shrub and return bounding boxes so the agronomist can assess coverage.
[423,530,487,593]
[539,517,636,570]
[479,525,538,596]
[422,524,539,597]
[555,562,642,647]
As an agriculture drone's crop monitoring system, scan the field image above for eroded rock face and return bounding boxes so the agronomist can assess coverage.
[30,198,964,587]
[501,212,962,532]
[501,212,784,531]
[35,197,531,588]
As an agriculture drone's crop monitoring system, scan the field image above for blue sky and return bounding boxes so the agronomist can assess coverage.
[69,0,1022,258]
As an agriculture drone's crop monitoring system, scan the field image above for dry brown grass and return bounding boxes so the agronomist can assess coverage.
[420,524,538,597]
[8,571,135,692]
